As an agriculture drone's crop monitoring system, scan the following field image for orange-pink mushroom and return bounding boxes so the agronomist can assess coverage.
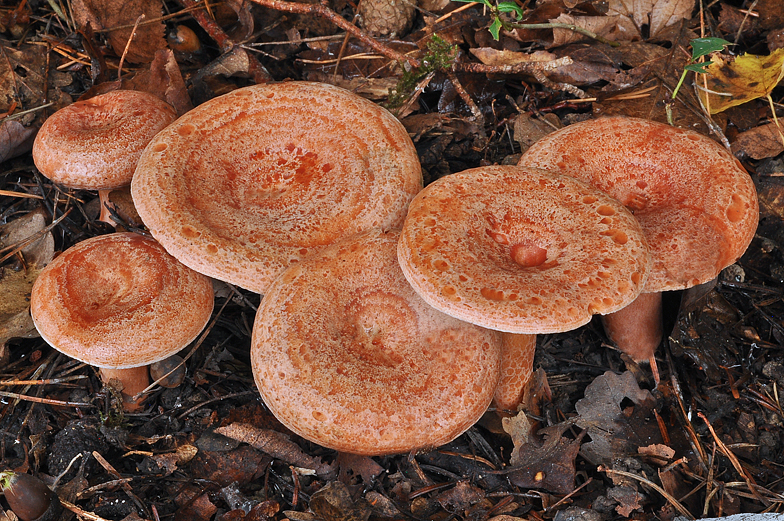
[519,116,759,368]
[131,82,422,294]
[30,233,214,410]
[397,165,651,410]
[251,229,501,455]
[32,90,177,224]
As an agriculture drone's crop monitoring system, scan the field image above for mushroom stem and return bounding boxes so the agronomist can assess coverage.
[97,189,116,226]
[601,291,663,363]
[99,366,150,411]
[493,333,536,413]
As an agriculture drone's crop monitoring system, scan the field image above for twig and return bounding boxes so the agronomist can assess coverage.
[247,0,420,69]
[598,466,694,519]
[0,390,93,407]
[698,411,769,506]
[117,14,144,81]
[179,0,272,83]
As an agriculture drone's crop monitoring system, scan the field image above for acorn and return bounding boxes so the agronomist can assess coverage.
[0,471,62,521]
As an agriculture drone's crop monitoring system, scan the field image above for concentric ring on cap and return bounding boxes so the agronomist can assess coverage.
[251,229,501,455]
[132,82,423,293]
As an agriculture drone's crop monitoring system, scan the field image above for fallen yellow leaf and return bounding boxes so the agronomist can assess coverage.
[697,47,784,114]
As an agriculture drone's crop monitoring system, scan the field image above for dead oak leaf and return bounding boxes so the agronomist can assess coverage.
[730,122,784,160]
[504,419,584,495]
[573,371,662,466]
[608,0,694,40]
[71,0,167,63]
[697,48,784,114]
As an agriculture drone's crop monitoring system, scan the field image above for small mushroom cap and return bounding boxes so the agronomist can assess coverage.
[131,82,423,293]
[30,233,214,369]
[519,116,759,291]
[397,165,650,334]
[32,90,177,190]
[251,229,501,456]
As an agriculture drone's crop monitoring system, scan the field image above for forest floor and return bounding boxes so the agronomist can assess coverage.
[1,0,784,519]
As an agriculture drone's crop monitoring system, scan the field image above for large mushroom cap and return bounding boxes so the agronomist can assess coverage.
[519,116,759,291]
[30,232,214,369]
[397,165,650,334]
[131,82,423,293]
[32,90,177,190]
[251,229,501,456]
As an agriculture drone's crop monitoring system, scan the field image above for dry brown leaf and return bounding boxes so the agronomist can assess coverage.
[215,423,336,480]
[0,208,54,349]
[469,48,558,66]
[124,49,193,116]
[310,482,372,521]
[0,120,36,162]
[573,371,662,466]
[71,0,167,63]
[730,122,784,160]
[608,0,694,40]
[550,13,618,47]
[506,423,584,494]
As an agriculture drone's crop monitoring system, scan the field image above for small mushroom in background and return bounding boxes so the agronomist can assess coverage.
[251,229,501,456]
[32,90,177,225]
[397,165,651,411]
[519,116,759,374]
[30,233,214,410]
[131,81,422,294]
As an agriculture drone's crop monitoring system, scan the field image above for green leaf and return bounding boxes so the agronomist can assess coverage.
[684,61,713,74]
[497,1,523,17]
[488,17,503,40]
[690,38,730,60]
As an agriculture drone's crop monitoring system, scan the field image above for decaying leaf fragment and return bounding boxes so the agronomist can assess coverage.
[608,0,694,40]
[697,48,784,114]
[0,208,54,352]
[573,371,662,466]
[215,423,336,480]
[502,412,583,494]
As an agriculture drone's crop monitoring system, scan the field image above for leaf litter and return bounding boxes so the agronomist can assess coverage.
[1,0,784,519]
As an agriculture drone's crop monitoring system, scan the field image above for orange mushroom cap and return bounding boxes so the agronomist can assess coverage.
[519,116,759,291]
[397,165,651,334]
[251,229,501,456]
[32,90,177,190]
[30,232,214,369]
[131,82,423,294]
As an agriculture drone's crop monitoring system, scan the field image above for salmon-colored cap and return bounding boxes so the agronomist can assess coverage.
[32,90,177,190]
[131,82,423,294]
[397,165,651,334]
[519,116,759,291]
[251,229,501,455]
[30,233,214,369]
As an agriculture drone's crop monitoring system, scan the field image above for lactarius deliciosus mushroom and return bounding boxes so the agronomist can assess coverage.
[131,82,422,294]
[30,232,214,410]
[32,90,177,224]
[397,165,650,410]
[519,116,758,366]
[251,229,501,455]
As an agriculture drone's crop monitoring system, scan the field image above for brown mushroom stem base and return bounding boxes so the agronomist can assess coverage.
[99,366,150,411]
[493,333,536,413]
[601,291,663,363]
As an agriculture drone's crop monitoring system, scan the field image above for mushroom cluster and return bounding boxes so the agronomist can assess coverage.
[519,116,759,366]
